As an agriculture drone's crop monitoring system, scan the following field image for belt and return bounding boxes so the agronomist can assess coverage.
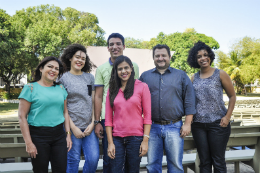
[153,117,182,125]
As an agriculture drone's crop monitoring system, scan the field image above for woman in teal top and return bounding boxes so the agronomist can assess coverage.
[18,56,72,173]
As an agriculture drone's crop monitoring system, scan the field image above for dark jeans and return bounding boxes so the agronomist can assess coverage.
[101,119,112,173]
[191,120,231,173]
[29,123,67,173]
[111,136,143,173]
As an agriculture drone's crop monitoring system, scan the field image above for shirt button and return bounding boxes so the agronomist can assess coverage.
[161,98,162,99]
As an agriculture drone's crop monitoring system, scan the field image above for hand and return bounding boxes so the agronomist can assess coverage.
[107,143,115,159]
[66,135,72,152]
[180,123,191,138]
[139,140,148,157]
[220,116,230,127]
[71,126,85,138]
[84,122,94,136]
[26,142,38,158]
[94,123,104,138]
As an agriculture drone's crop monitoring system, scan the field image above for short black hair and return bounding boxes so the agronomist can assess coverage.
[107,33,125,46]
[33,56,64,86]
[153,44,171,58]
[187,41,215,68]
[60,44,95,73]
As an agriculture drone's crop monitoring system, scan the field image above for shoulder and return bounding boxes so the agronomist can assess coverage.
[132,62,139,68]
[218,69,229,79]
[135,79,149,89]
[97,61,110,70]
[140,68,155,76]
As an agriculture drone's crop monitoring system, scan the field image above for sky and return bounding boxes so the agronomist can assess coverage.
[1,0,260,54]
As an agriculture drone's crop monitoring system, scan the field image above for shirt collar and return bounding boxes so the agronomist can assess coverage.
[109,58,113,66]
[152,66,172,74]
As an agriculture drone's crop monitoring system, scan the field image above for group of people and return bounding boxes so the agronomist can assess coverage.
[18,33,236,173]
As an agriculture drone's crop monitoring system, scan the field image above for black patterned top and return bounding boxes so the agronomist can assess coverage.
[193,68,227,123]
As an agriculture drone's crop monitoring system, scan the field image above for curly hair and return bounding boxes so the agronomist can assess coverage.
[187,41,215,68]
[60,44,95,72]
[109,55,135,107]
[33,56,64,86]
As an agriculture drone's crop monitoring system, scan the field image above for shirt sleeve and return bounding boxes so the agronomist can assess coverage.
[91,74,95,91]
[105,89,113,126]
[182,73,196,115]
[142,83,152,124]
[60,84,68,100]
[133,62,139,79]
[18,84,33,102]
[94,67,104,86]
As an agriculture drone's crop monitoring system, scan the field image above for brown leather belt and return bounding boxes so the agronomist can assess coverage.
[153,117,182,125]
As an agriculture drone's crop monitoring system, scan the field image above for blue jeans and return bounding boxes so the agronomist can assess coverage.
[191,120,231,173]
[147,120,184,173]
[101,119,112,173]
[67,130,99,173]
[110,136,143,173]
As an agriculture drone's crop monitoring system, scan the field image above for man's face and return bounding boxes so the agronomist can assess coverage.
[153,48,171,70]
[108,38,125,59]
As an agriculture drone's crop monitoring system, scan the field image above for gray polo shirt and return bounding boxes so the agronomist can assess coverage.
[59,72,94,129]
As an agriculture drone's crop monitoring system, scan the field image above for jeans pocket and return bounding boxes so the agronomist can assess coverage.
[134,136,143,141]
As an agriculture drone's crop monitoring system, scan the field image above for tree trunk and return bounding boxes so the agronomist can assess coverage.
[244,85,247,96]
[5,81,11,94]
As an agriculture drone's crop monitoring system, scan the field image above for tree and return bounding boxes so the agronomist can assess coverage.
[158,29,220,75]
[0,9,32,93]
[216,37,260,94]
[11,4,106,81]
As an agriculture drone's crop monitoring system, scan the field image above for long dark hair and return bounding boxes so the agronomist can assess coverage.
[60,43,96,72]
[109,55,135,107]
[33,56,64,86]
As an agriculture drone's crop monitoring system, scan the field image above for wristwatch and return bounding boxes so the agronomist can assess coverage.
[94,120,101,125]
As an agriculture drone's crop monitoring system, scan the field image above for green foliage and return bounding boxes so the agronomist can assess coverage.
[0,5,106,94]
[156,30,219,75]
[125,29,219,75]
[216,37,260,94]
[0,91,20,99]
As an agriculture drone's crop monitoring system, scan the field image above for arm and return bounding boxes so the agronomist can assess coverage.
[139,84,152,156]
[106,126,115,159]
[94,86,104,138]
[84,90,95,136]
[180,114,193,137]
[64,99,72,151]
[139,124,151,156]
[219,70,236,127]
[181,73,196,137]
[18,99,37,158]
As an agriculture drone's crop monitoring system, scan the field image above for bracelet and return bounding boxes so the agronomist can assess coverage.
[66,131,71,135]
[143,134,150,139]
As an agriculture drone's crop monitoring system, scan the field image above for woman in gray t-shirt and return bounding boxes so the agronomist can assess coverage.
[59,44,99,173]
[187,41,236,173]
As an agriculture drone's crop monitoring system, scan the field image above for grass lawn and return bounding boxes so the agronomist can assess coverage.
[224,93,260,97]
[0,102,19,116]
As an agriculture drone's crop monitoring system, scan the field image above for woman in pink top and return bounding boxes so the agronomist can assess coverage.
[105,55,152,173]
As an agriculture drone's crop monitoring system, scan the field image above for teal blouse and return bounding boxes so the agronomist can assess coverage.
[18,82,68,127]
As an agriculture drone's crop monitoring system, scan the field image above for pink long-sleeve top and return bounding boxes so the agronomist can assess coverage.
[105,80,152,137]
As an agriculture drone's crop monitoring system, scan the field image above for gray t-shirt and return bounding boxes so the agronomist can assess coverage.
[59,72,95,129]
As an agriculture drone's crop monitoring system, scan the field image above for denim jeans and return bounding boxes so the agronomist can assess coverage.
[30,123,67,173]
[191,120,231,173]
[110,136,143,173]
[101,119,112,173]
[146,120,184,173]
[67,130,99,173]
